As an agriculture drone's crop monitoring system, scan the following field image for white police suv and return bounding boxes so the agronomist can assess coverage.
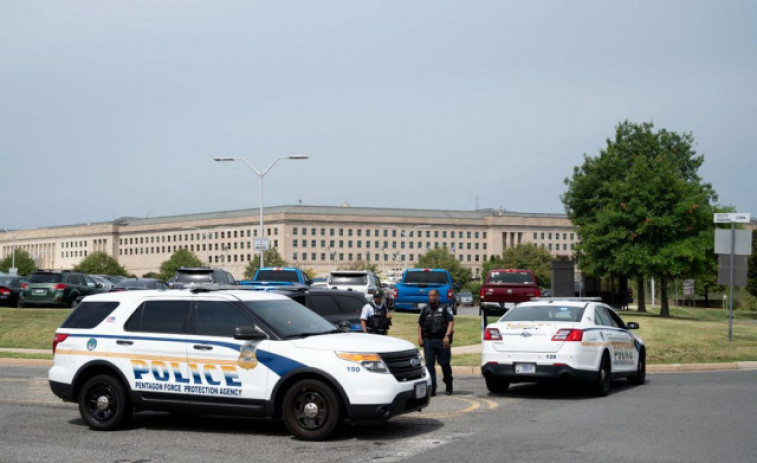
[49,288,430,440]
[481,298,646,396]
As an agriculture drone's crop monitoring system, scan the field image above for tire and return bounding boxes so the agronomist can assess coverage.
[592,353,611,397]
[485,376,509,394]
[283,379,341,441]
[628,349,646,385]
[78,374,132,431]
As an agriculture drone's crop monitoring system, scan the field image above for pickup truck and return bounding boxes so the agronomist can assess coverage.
[393,268,457,314]
[240,267,312,289]
[479,268,540,316]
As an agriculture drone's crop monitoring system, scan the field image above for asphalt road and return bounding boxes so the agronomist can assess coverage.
[1,365,755,463]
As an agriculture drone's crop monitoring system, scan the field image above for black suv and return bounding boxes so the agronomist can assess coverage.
[19,271,103,308]
[170,267,237,288]
[276,287,369,332]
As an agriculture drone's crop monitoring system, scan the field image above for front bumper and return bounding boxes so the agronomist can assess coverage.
[346,385,430,424]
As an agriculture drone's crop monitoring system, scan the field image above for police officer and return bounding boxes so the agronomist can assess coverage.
[361,289,392,335]
[418,289,454,396]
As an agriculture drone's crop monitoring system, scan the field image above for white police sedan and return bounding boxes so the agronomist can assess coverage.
[481,298,646,396]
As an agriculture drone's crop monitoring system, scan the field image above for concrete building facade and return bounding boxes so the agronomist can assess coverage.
[1,205,578,279]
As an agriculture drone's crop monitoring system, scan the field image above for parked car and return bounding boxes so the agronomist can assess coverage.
[394,268,457,314]
[458,291,474,306]
[109,278,169,291]
[276,287,369,332]
[309,277,328,288]
[327,270,380,300]
[19,270,104,308]
[170,267,236,288]
[241,267,312,289]
[0,275,28,307]
[481,297,646,396]
[89,275,114,291]
[479,269,540,317]
[96,275,127,285]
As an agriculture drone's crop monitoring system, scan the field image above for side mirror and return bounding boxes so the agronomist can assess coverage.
[626,322,639,330]
[337,320,351,332]
[234,326,267,341]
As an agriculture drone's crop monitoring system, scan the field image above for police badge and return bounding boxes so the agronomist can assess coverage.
[238,342,259,370]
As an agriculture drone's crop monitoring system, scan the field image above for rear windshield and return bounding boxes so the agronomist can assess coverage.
[487,271,535,285]
[255,270,299,283]
[502,304,585,323]
[403,271,449,285]
[60,301,120,329]
[29,273,63,283]
[329,274,367,285]
[118,279,158,289]
[0,276,16,285]
[175,272,213,283]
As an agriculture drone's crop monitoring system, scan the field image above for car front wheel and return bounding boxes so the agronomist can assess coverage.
[283,379,341,441]
[78,374,132,430]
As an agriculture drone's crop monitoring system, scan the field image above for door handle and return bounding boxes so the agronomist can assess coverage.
[193,345,213,351]
[116,340,133,346]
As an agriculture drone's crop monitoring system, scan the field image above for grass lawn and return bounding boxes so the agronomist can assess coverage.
[3,306,756,367]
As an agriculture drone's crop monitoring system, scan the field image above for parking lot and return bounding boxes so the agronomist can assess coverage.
[2,363,756,463]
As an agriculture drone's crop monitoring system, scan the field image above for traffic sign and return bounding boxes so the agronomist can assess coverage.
[713,213,751,224]
[253,237,270,251]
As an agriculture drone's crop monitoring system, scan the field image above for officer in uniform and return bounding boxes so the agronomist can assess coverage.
[361,289,392,335]
[418,289,454,396]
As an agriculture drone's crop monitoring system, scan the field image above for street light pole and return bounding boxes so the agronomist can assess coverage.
[2,229,15,273]
[214,155,308,268]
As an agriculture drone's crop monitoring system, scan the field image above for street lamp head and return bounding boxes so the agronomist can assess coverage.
[287,155,309,160]
[213,157,236,162]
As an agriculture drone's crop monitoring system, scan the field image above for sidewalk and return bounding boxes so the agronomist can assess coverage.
[2,346,756,374]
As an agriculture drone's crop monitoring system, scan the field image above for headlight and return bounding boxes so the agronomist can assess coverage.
[336,352,389,374]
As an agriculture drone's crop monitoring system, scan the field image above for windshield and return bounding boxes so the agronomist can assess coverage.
[487,271,535,284]
[29,273,63,283]
[175,272,213,283]
[255,270,300,283]
[241,299,336,338]
[501,304,585,323]
[329,274,367,285]
[403,271,448,284]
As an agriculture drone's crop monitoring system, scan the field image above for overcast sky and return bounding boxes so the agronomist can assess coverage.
[2,0,755,230]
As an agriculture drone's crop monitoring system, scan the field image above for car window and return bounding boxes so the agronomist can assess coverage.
[241,299,335,338]
[487,271,535,284]
[175,272,213,284]
[255,270,300,283]
[329,274,367,285]
[604,306,624,328]
[30,273,62,283]
[593,306,612,326]
[502,304,585,322]
[336,294,366,316]
[308,294,341,316]
[194,301,253,337]
[61,301,120,329]
[403,271,448,284]
[83,275,98,288]
[125,300,190,334]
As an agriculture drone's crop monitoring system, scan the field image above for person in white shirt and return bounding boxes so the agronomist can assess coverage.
[360,289,392,335]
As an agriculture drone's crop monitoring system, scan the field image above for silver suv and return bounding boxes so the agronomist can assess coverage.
[170,267,236,288]
[327,270,380,300]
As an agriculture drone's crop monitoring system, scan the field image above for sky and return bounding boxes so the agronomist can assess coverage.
[1,0,755,230]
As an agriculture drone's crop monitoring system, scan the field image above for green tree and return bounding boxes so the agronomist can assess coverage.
[73,252,129,276]
[0,249,37,276]
[482,244,553,288]
[563,121,717,317]
[243,248,288,279]
[340,260,379,273]
[415,246,472,287]
[159,249,204,281]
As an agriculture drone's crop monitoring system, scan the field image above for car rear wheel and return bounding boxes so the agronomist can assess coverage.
[628,349,646,385]
[485,376,509,394]
[592,353,611,397]
[283,379,341,441]
[78,374,132,430]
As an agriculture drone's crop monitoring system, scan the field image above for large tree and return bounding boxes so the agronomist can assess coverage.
[482,244,553,288]
[562,121,717,317]
[0,249,37,276]
[748,229,757,297]
[243,248,288,279]
[415,246,472,287]
[74,252,128,276]
[159,249,204,281]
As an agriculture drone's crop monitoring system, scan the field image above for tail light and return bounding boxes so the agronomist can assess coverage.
[0,288,9,296]
[393,288,398,299]
[447,288,453,301]
[534,287,541,297]
[484,328,502,341]
[21,283,28,290]
[552,329,583,342]
[479,287,485,301]
[52,284,67,291]
[52,333,69,354]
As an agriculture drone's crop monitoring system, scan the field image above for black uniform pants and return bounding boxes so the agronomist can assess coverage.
[423,337,452,390]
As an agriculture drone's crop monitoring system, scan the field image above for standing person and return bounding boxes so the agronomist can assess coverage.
[418,289,454,396]
[361,289,392,335]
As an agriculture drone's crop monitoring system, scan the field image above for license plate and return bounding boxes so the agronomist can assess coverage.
[414,382,427,399]
[33,289,46,295]
[515,363,536,374]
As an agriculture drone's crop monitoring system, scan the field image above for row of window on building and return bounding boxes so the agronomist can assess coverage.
[292,239,486,251]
